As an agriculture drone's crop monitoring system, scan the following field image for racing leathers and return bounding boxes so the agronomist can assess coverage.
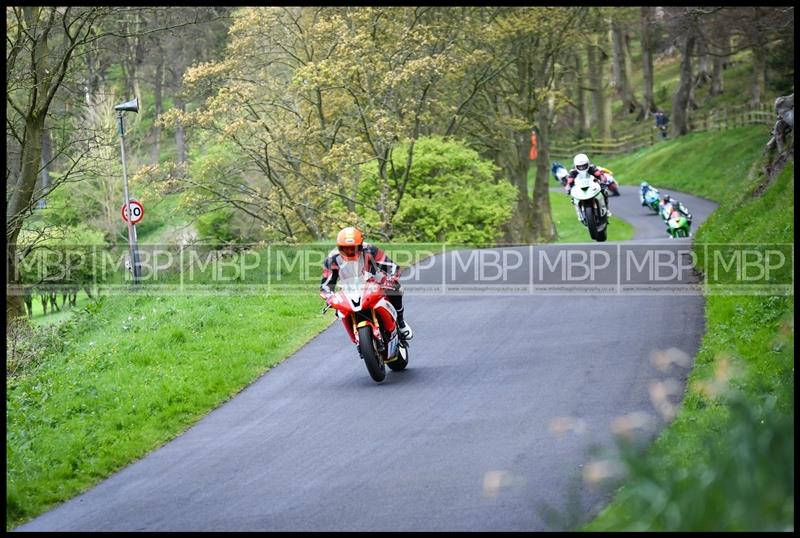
[320,243,411,338]
[565,164,611,218]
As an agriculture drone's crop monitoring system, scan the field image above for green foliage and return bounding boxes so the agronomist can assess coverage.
[184,139,265,244]
[359,136,517,246]
[196,207,255,244]
[41,183,104,227]
[17,224,109,289]
[589,388,793,531]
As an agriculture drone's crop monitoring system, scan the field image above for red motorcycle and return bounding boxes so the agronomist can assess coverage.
[323,259,409,382]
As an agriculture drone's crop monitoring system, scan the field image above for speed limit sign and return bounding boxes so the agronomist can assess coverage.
[121,200,145,225]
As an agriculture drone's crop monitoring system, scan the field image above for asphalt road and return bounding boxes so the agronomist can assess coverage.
[16,185,719,531]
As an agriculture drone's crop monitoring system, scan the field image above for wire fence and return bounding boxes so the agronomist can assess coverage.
[550,102,775,159]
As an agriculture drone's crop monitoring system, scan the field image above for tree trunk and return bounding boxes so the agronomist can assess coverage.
[710,33,729,96]
[640,6,657,117]
[175,99,188,163]
[750,36,767,105]
[587,36,607,137]
[531,105,556,242]
[501,130,534,244]
[671,33,695,137]
[7,114,46,323]
[124,12,145,101]
[37,126,52,208]
[610,22,640,115]
[575,52,590,136]
[151,56,164,164]
[598,34,611,139]
[611,25,624,98]
[623,30,642,118]
[586,36,605,126]
[696,37,712,88]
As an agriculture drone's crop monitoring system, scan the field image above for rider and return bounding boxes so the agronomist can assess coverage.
[565,153,611,215]
[320,226,413,340]
[640,181,659,206]
[551,161,569,185]
[658,194,692,223]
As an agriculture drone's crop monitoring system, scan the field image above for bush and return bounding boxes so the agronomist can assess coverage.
[359,136,517,245]
[591,387,793,531]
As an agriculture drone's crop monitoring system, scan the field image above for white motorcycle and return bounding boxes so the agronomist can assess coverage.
[569,170,609,242]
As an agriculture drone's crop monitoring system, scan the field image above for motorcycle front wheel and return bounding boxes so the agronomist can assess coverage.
[584,205,598,240]
[358,325,386,382]
[387,341,409,371]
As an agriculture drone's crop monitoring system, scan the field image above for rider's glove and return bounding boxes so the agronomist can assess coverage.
[320,291,333,303]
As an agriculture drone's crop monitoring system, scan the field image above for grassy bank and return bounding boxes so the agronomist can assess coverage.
[603,125,769,203]
[584,130,794,531]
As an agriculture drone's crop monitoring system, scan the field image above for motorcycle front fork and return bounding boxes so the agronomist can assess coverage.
[574,200,607,224]
[573,201,586,224]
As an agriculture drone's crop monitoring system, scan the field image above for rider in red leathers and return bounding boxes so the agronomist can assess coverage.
[320,227,413,340]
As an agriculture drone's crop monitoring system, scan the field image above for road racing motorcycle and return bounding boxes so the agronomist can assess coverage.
[551,162,570,186]
[323,258,409,382]
[643,188,661,213]
[666,209,691,238]
[598,167,620,196]
[569,170,609,242]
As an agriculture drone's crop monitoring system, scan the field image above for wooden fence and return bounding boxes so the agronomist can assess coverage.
[550,102,775,159]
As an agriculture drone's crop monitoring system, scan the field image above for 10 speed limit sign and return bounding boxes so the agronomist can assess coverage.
[121,200,145,225]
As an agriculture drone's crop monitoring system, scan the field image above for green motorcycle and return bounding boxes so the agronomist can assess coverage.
[666,210,691,238]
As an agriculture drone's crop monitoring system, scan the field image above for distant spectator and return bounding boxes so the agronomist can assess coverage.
[655,110,669,138]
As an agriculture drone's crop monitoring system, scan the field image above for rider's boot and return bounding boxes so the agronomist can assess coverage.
[396,307,413,340]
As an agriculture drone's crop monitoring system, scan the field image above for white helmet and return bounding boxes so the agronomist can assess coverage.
[573,153,590,172]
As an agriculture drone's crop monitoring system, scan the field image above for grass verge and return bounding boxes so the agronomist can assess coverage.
[583,134,793,531]
[549,191,634,243]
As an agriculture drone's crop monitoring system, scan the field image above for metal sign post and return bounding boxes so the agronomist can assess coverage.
[115,98,141,285]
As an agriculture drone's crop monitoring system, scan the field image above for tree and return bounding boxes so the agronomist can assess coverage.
[6,7,112,323]
[609,9,642,117]
[639,6,658,116]
[582,10,611,140]
[453,7,582,243]
[162,7,516,242]
[6,7,230,323]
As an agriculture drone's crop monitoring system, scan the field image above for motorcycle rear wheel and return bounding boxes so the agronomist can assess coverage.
[358,326,386,382]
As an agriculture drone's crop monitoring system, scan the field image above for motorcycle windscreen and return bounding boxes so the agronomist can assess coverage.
[574,171,594,189]
[338,258,366,303]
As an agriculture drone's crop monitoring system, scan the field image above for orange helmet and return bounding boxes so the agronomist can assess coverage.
[336,227,363,261]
